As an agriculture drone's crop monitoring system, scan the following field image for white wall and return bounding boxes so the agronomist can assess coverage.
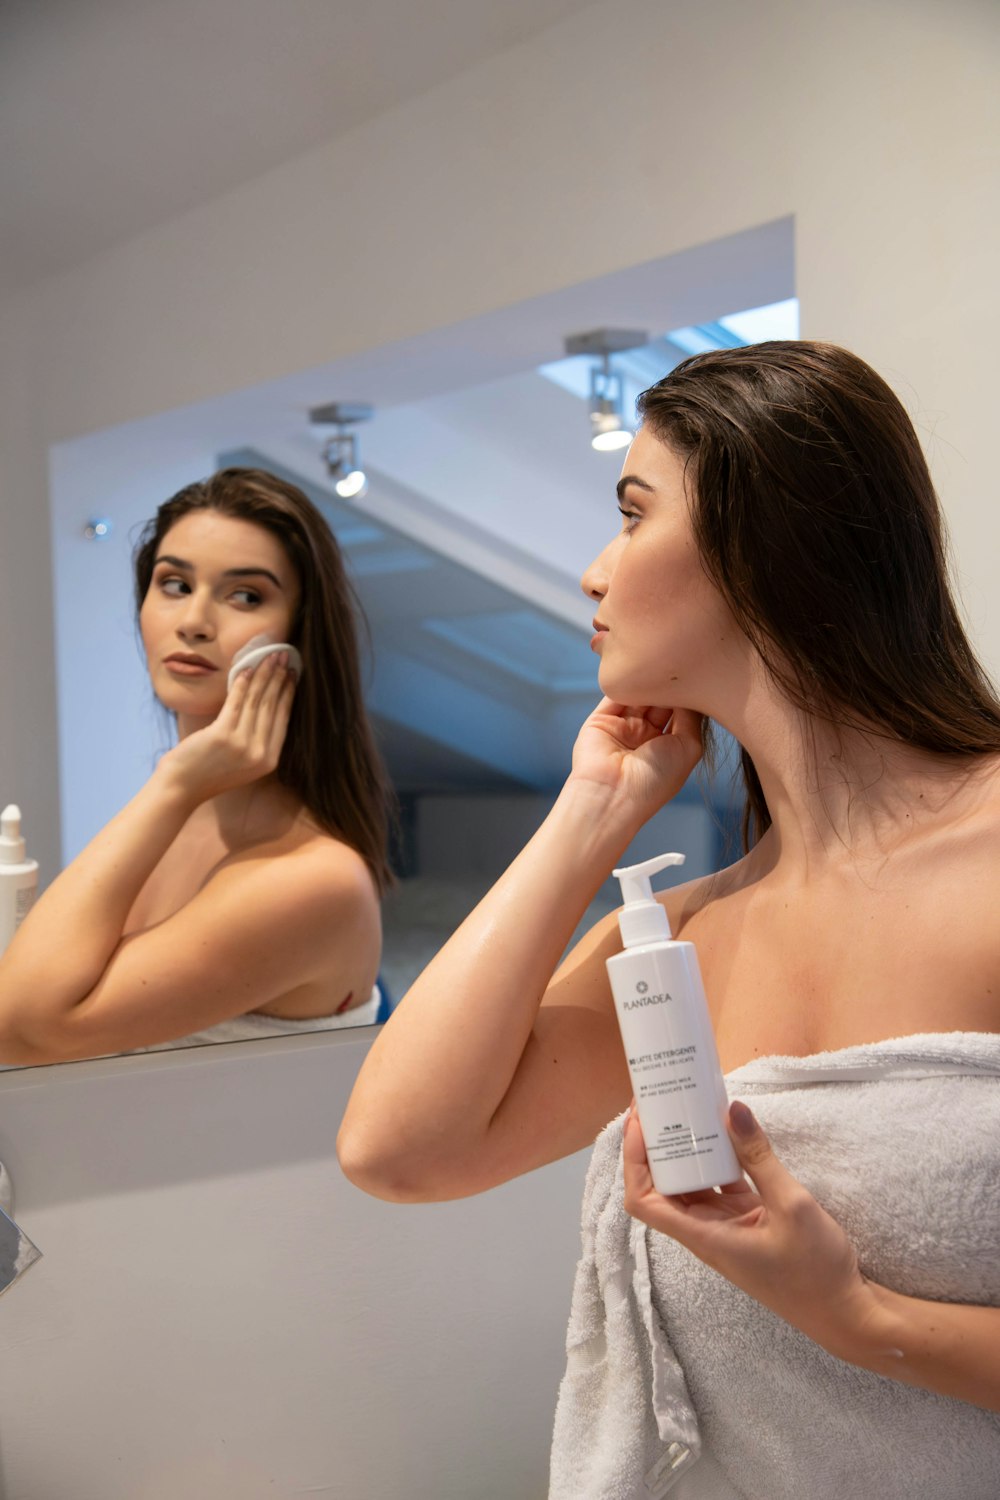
[1,0,996,876]
[48,428,220,860]
[0,1029,590,1498]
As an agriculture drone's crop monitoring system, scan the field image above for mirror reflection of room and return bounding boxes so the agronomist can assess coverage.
[32,284,796,1066]
[0,468,394,1063]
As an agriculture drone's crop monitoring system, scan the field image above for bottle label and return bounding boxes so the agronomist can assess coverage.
[627,1044,721,1160]
[14,885,35,929]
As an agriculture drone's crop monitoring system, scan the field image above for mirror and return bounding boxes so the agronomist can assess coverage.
[26,222,795,1064]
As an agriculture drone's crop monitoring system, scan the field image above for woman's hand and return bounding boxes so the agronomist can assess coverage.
[157,651,297,804]
[622,1100,879,1357]
[569,698,704,816]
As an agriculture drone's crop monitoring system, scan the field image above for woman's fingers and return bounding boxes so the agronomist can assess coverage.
[664,707,705,764]
[244,649,283,718]
[622,1109,705,1234]
[622,1105,655,1190]
[229,651,297,764]
[593,698,672,729]
[263,661,297,762]
[219,659,254,726]
[724,1102,797,1208]
[644,705,673,733]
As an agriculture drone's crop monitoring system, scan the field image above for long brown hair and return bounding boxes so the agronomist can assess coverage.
[637,341,1000,850]
[134,466,395,893]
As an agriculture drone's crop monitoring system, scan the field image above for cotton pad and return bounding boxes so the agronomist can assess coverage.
[227,635,304,694]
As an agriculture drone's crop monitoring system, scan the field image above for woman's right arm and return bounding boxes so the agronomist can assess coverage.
[0,655,298,1062]
[337,701,703,1203]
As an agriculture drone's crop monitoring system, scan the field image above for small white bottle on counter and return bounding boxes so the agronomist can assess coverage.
[0,805,39,958]
[606,851,740,1196]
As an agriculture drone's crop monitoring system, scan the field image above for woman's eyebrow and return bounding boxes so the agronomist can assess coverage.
[616,475,656,502]
[222,566,283,588]
[153,554,283,588]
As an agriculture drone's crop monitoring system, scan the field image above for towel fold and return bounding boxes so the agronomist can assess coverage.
[549,1032,1000,1500]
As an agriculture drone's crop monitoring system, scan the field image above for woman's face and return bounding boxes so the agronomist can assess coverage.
[581,427,746,711]
[140,509,300,720]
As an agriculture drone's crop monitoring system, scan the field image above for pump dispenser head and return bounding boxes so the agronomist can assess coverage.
[0,806,25,865]
[613,851,685,949]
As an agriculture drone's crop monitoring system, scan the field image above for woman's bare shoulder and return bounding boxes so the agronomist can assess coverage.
[659,854,753,935]
[546,856,751,1001]
[225,808,378,904]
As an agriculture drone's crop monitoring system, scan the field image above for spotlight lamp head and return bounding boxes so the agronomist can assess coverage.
[309,401,374,498]
[590,409,633,452]
[563,328,647,454]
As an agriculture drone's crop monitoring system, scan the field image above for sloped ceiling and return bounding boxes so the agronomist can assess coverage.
[0,0,598,295]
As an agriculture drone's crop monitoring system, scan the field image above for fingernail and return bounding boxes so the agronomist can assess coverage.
[729,1101,756,1138]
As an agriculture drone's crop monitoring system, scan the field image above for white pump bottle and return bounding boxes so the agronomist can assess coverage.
[606,851,740,1196]
[0,805,39,958]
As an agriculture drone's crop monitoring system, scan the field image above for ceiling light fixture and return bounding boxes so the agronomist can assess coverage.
[564,329,647,453]
[309,402,374,499]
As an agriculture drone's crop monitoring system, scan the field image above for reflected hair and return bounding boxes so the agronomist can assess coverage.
[637,341,1000,851]
[134,466,395,893]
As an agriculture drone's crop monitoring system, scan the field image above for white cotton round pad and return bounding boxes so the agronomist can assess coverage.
[227,636,304,694]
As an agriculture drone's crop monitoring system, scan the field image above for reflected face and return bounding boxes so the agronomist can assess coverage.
[140,510,300,720]
[580,427,745,710]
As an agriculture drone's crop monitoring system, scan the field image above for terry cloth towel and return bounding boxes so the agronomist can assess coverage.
[548,1032,1000,1500]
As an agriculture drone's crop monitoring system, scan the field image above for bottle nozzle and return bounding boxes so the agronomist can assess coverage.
[0,805,26,865]
[612,851,685,906]
[612,851,685,948]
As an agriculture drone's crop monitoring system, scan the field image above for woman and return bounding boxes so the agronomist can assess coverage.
[0,467,393,1064]
[339,345,1000,1496]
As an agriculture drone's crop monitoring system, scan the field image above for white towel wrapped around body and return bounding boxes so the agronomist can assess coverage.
[549,1033,1000,1500]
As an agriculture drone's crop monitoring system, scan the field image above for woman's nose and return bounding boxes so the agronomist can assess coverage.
[176,591,215,641]
[580,544,612,603]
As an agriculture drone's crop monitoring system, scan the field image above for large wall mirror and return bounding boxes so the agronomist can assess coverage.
[37,218,795,1064]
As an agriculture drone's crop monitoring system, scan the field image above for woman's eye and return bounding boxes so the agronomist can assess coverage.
[159,576,189,596]
[230,588,262,607]
[618,506,640,533]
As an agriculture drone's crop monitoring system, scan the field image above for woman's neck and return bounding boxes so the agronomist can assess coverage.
[718,678,994,883]
[173,711,298,847]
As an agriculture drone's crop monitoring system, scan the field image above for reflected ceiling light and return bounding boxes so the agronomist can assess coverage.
[309,401,374,499]
[564,328,647,453]
[591,412,633,452]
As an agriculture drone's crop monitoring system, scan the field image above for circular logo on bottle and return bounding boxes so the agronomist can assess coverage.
[636,980,649,994]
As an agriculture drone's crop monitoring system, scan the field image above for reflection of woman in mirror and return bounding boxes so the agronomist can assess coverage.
[0,467,392,1063]
[341,345,1000,1485]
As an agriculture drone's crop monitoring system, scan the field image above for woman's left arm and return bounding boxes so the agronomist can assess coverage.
[622,1102,1000,1413]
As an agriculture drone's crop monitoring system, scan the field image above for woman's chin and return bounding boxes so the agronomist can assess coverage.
[598,674,680,714]
[597,664,645,707]
[154,685,225,720]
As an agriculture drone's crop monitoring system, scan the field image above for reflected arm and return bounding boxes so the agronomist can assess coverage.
[0,768,197,1056]
[0,765,375,1063]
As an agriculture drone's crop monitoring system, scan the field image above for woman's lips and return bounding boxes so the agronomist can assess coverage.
[164,657,218,677]
[590,621,608,651]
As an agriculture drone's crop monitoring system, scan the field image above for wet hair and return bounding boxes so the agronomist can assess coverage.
[636,341,1000,851]
[134,466,394,893]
